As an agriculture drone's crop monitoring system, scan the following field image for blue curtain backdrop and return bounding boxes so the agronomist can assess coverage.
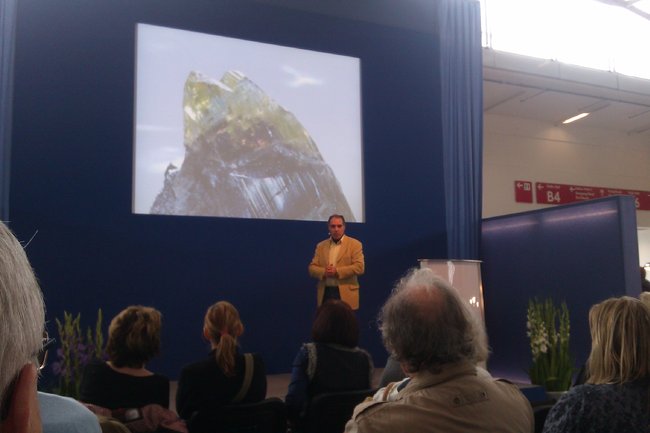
[1,1,484,254]
[0,0,17,221]
[437,0,483,260]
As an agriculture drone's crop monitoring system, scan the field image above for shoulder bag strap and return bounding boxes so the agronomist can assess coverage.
[231,353,254,404]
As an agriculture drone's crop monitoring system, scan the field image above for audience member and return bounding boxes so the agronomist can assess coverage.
[286,299,373,427]
[641,291,650,308]
[79,306,170,409]
[641,266,650,292]
[0,221,103,433]
[345,268,533,433]
[379,352,492,390]
[0,222,47,433]
[175,301,266,422]
[542,296,650,433]
[38,391,101,433]
[377,355,404,387]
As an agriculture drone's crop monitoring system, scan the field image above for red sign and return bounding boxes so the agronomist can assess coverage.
[536,183,599,205]
[514,180,533,203]
[600,188,650,210]
[535,182,650,210]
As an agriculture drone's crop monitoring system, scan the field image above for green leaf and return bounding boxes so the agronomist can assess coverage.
[526,298,574,391]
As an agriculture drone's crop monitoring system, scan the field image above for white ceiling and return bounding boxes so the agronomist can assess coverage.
[595,0,650,21]
[258,1,650,135]
[483,49,650,135]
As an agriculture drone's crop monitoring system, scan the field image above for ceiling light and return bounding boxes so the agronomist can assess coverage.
[562,112,590,124]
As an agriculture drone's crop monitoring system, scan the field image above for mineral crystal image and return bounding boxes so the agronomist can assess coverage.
[150,70,355,221]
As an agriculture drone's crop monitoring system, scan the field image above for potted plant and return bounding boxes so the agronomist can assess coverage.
[526,298,573,395]
[51,309,107,399]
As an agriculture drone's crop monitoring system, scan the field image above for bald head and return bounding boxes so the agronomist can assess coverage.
[379,268,487,374]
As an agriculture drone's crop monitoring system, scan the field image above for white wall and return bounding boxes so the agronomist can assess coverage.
[639,229,650,266]
[483,112,650,262]
[483,113,650,225]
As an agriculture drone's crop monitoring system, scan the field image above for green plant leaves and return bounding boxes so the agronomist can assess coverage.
[527,298,574,391]
[53,309,106,399]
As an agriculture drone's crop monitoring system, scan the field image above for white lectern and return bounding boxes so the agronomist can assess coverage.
[418,259,485,323]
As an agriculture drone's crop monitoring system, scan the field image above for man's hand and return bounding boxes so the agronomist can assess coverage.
[325,264,338,278]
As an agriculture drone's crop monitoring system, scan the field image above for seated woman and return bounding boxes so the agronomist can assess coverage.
[641,291,650,308]
[542,296,650,433]
[175,301,267,420]
[79,305,170,409]
[285,299,373,426]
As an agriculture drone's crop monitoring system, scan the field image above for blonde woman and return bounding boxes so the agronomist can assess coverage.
[175,301,266,420]
[79,306,169,409]
[641,291,650,308]
[542,296,650,433]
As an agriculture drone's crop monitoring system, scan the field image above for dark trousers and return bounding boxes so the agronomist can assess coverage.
[323,286,341,303]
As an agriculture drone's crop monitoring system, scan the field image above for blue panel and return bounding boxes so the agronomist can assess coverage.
[481,196,639,382]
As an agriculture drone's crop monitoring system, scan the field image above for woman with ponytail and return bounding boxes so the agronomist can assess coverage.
[175,301,267,421]
[79,305,170,409]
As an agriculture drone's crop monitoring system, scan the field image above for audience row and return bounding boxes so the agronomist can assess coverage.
[78,298,371,431]
[1,218,649,433]
[71,271,650,433]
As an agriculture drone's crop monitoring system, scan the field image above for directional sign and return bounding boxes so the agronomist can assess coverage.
[535,182,650,210]
[536,183,599,205]
[600,188,650,210]
[514,180,533,203]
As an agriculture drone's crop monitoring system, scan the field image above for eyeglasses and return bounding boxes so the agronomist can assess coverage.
[0,331,55,421]
[39,331,55,371]
[329,224,343,228]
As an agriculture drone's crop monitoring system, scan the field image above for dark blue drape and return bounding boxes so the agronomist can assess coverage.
[0,0,17,221]
[2,1,484,254]
[437,0,483,259]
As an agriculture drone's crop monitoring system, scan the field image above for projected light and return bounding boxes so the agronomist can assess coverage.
[133,24,364,222]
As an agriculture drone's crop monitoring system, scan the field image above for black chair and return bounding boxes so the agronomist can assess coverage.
[303,389,375,433]
[188,397,287,433]
[533,403,554,433]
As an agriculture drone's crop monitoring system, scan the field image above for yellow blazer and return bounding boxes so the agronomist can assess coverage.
[308,235,365,310]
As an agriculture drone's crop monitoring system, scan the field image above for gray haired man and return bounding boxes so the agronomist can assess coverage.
[345,267,534,433]
[0,222,46,433]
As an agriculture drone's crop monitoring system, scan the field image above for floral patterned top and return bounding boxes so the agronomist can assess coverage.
[542,379,650,433]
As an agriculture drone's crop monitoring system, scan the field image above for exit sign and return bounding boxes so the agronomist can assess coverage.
[514,180,533,203]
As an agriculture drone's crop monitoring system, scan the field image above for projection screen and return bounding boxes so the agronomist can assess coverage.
[133,23,364,222]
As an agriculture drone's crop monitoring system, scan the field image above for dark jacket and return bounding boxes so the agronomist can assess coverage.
[175,350,267,420]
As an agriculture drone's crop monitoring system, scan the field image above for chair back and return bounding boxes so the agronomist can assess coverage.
[303,389,374,433]
[188,397,287,433]
[533,404,554,433]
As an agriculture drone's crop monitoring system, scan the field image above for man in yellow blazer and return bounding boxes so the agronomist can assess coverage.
[309,214,365,310]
